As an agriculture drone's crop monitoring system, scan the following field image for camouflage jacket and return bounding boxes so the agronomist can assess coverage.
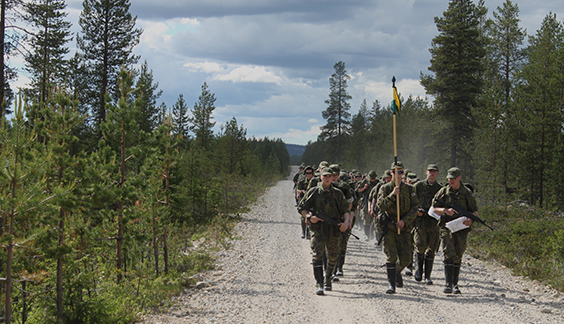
[298,184,349,222]
[415,180,443,212]
[432,184,478,229]
[376,181,418,231]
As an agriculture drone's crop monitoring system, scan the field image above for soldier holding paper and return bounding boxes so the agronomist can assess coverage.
[431,167,478,294]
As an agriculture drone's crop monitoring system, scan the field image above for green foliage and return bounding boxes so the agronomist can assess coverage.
[468,205,564,290]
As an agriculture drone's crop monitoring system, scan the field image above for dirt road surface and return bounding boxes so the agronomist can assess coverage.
[143,167,563,323]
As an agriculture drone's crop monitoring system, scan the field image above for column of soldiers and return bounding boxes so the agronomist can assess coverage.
[294,161,478,296]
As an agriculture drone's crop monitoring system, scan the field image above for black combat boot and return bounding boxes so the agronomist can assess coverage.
[396,263,404,288]
[325,264,335,291]
[443,259,454,293]
[453,263,461,294]
[313,262,325,295]
[306,226,311,239]
[405,258,413,276]
[386,263,396,294]
[301,219,307,238]
[414,253,425,282]
[424,254,435,285]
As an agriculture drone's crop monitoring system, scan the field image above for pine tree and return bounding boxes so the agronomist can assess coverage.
[420,0,487,168]
[23,0,72,103]
[320,60,352,163]
[190,82,216,149]
[1,0,22,118]
[77,0,142,130]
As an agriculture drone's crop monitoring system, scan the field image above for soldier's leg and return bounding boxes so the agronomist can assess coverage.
[310,229,326,295]
[452,230,469,294]
[414,224,429,282]
[383,230,399,293]
[324,231,341,291]
[336,232,350,276]
[441,229,456,293]
[424,223,441,285]
[300,215,307,239]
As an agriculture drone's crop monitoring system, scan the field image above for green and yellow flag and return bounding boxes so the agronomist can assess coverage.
[392,85,401,114]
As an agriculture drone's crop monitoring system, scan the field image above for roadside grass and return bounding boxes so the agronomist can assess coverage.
[468,204,564,292]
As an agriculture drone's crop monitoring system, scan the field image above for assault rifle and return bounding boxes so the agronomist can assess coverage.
[306,209,360,240]
[435,199,494,231]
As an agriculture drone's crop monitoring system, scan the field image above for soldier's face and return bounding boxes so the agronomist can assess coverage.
[384,176,392,183]
[448,176,462,189]
[426,169,438,181]
[321,174,333,186]
[391,168,404,181]
[305,170,313,179]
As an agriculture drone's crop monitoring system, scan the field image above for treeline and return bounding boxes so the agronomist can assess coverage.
[0,1,290,323]
[303,0,564,211]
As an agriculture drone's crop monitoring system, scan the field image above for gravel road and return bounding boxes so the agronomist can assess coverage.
[143,167,564,324]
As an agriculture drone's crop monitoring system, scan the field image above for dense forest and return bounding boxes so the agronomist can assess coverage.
[0,0,289,323]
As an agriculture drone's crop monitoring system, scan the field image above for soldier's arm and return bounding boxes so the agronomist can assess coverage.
[402,187,419,227]
[376,184,395,211]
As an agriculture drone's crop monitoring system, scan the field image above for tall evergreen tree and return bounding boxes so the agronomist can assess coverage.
[472,0,526,203]
[320,60,352,163]
[347,99,369,170]
[190,82,216,149]
[420,0,487,168]
[23,0,72,103]
[135,60,162,134]
[172,93,190,141]
[77,0,142,130]
[515,13,564,207]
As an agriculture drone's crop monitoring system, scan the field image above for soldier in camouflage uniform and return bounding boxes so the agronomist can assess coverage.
[329,165,358,278]
[431,167,478,294]
[299,167,352,295]
[413,164,442,285]
[376,161,418,294]
[357,170,378,241]
[369,169,392,247]
[296,166,314,239]
[293,164,305,205]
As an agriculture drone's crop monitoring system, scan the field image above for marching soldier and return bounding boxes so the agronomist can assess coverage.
[357,170,378,241]
[413,164,442,284]
[376,161,418,294]
[431,167,478,294]
[296,165,314,239]
[299,167,352,295]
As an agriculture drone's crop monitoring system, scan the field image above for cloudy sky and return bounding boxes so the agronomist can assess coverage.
[12,0,564,145]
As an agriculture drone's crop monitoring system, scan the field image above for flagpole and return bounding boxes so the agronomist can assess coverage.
[392,76,400,234]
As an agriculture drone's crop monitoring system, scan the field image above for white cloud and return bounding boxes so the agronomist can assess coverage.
[215,65,283,85]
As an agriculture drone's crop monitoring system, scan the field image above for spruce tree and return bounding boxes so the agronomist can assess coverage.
[420,0,487,168]
[320,60,352,163]
[172,93,190,141]
[77,0,142,130]
[190,82,216,149]
[135,60,162,134]
[23,0,72,103]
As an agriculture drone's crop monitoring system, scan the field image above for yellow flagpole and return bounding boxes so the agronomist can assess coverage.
[392,76,400,234]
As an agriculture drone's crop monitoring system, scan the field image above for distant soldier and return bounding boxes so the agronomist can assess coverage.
[299,167,352,295]
[413,164,442,284]
[369,169,392,246]
[406,172,419,185]
[296,166,314,239]
[293,164,305,205]
[357,170,378,241]
[376,161,418,294]
[431,167,478,294]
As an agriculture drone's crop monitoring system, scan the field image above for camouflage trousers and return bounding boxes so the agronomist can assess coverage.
[383,227,413,268]
[311,224,342,267]
[441,228,470,263]
[414,216,440,256]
